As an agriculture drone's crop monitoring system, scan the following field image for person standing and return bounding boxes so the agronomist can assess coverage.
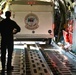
[0,11,21,72]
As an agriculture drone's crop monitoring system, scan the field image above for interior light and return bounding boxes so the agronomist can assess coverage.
[74,5,76,13]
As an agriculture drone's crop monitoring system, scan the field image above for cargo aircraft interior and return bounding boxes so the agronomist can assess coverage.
[0,0,76,75]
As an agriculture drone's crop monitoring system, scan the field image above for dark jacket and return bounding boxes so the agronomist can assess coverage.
[0,18,21,40]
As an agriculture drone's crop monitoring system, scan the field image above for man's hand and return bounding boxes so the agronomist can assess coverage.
[13,28,17,34]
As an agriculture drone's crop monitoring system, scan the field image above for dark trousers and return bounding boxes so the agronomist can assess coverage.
[1,39,13,69]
